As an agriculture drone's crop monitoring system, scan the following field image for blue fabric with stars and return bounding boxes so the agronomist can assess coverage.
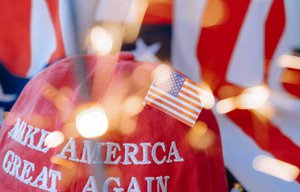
[154,71,185,97]
[0,63,29,111]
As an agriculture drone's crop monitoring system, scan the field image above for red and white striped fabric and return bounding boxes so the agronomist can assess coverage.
[172,0,300,191]
[0,0,98,78]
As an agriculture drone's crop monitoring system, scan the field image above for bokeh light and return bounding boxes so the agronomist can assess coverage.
[122,96,144,117]
[253,155,300,182]
[76,106,109,138]
[279,54,300,70]
[119,117,137,135]
[279,54,300,98]
[51,156,75,169]
[44,131,65,148]
[236,86,270,110]
[216,85,271,114]
[198,83,215,109]
[131,64,154,89]
[202,0,228,27]
[123,0,148,43]
[152,64,172,83]
[216,97,236,114]
[187,121,215,150]
[90,26,113,55]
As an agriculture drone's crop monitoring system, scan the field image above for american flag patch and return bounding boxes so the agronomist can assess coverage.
[145,67,204,127]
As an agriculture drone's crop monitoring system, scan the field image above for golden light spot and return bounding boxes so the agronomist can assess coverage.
[279,54,300,70]
[60,87,73,97]
[199,83,215,109]
[202,0,228,27]
[123,0,148,43]
[44,131,65,148]
[151,64,172,82]
[76,106,109,138]
[122,96,144,117]
[43,86,57,99]
[218,85,237,99]
[132,65,153,88]
[188,121,215,150]
[216,97,236,114]
[236,86,270,110]
[90,26,113,55]
[253,102,275,119]
[105,166,123,178]
[60,122,78,138]
[55,94,70,111]
[253,155,300,182]
[119,117,137,135]
[51,156,75,169]
[281,70,300,84]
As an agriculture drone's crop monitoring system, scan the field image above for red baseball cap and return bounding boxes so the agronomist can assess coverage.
[0,53,227,191]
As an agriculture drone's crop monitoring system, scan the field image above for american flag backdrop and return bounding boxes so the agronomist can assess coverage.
[1,0,300,191]
[0,0,98,115]
[0,0,63,115]
[173,0,300,191]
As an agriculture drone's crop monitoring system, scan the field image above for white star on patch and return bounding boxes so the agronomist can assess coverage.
[0,84,16,102]
[131,38,161,62]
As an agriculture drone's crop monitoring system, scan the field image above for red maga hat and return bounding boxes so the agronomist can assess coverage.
[0,52,227,192]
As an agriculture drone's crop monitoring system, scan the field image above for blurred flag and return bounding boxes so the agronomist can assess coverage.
[0,0,64,116]
[0,0,99,116]
[3,0,299,191]
[0,0,63,78]
[172,0,300,191]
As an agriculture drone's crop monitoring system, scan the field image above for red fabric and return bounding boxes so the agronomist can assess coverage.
[0,53,227,191]
[143,0,173,24]
[46,0,66,63]
[264,0,286,82]
[0,0,64,77]
[0,0,32,76]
